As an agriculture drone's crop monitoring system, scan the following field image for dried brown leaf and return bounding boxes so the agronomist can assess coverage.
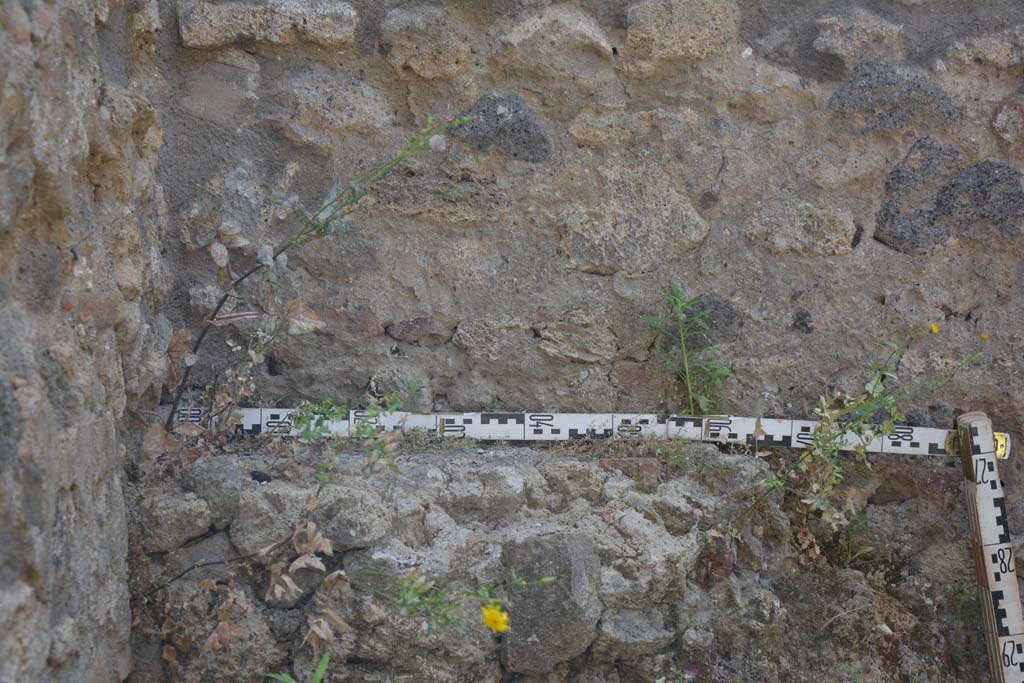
[265,563,303,603]
[143,424,179,459]
[324,570,348,595]
[293,521,333,557]
[301,616,334,651]
[272,575,301,603]
[290,554,326,574]
[218,587,251,620]
[213,391,234,413]
[794,525,821,565]
[166,329,191,386]
[284,299,326,335]
[170,633,192,654]
[210,240,229,268]
[322,608,351,632]
[160,617,178,637]
[219,231,246,247]
[174,422,204,438]
[161,645,178,665]
[202,619,241,653]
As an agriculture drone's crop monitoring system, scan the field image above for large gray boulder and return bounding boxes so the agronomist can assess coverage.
[502,532,603,673]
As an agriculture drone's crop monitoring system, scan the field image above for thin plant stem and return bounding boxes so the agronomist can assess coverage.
[676,296,696,416]
[164,116,469,430]
[144,533,292,597]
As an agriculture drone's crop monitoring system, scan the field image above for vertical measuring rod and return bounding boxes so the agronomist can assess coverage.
[959,411,1024,682]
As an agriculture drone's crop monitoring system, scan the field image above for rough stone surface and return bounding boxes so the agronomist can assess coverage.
[139,0,1024,445]
[946,25,1024,70]
[177,0,358,49]
[6,0,1024,680]
[0,0,167,680]
[813,8,905,68]
[273,67,394,153]
[746,198,857,255]
[558,168,710,275]
[829,61,960,132]
[128,443,998,682]
[593,608,675,660]
[380,5,471,80]
[624,0,740,77]
[187,456,244,529]
[141,491,213,552]
[494,5,620,116]
[502,532,603,673]
[874,137,963,253]
[992,93,1024,152]
[934,162,1024,239]
[134,446,788,682]
[230,480,391,561]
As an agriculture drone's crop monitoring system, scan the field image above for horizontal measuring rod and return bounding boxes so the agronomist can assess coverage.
[171,408,1012,460]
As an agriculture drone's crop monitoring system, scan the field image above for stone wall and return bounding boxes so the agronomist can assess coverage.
[145,0,1024,439]
[0,1,168,681]
[3,1,1024,681]
[128,442,992,683]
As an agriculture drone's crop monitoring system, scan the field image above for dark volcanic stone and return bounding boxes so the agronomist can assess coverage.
[733,0,1024,79]
[828,61,960,133]
[875,138,1024,253]
[454,94,552,162]
[934,162,1024,240]
[792,310,814,334]
[874,137,961,253]
[692,295,741,345]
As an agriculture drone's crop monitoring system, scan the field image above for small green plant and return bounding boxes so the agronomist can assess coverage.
[352,393,403,471]
[794,343,904,529]
[951,583,979,632]
[293,396,347,445]
[265,652,330,683]
[836,509,875,568]
[767,336,981,532]
[291,396,349,487]
[838,663,867,682]
[391,571,556,635]
[292,381,422,479]
[654,666,683,683]
[360,380,425,469]
[391,574,462,634]
[642,282,732,415]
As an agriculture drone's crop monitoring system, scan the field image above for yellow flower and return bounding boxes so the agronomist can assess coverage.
[980,332,990,340]
[929,323,939,334]
[481,603,510,633]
